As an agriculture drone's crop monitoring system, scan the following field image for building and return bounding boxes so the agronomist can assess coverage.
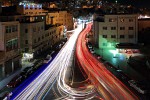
[20,20,45,58]
[0,19,21,77]
[17,1,43,15]
[20,18,64,59]
[138,18,150,44]
[46,11,73,31]
[138,18,150,32]
[93,14,138,49]
[0,2,2,13]
[44,24,64,50]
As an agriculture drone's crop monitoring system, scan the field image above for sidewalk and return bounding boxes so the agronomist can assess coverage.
[0,39,66,92]
[94,47,145,80]
[0,59,35,91]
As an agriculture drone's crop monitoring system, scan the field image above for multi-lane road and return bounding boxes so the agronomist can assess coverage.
[76,23,139,100]
[8,23,94,100]
[3,22,140,100]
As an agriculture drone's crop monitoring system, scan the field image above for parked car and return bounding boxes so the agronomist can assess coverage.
[32,60,43,71]
[22,67,34,77]
[0,91,11,100]
[7,75,23,88]
[128,80,150,94]
[43,54,52,64]
[19,71,28,80]
[116,70,129,81]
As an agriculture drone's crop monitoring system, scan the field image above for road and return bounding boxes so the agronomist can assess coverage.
[7,23,91,100]
[76,23,139,100]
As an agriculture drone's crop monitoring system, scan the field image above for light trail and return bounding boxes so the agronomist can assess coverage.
[10,24,83,100]
[76,23,139,100]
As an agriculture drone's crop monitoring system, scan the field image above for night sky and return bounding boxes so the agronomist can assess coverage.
[107,0,150,8]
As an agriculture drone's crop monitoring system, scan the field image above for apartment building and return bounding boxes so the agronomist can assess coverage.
[20,20,45,58]
[0,20,21,77]
[138,18,150,44]
[46,11,73,30]
[20,19,64,59]
[93,14,138,48]
[17,2,43,15]
[44,24,64,50]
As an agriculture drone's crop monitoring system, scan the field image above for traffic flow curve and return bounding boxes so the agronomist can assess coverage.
[9,24,84,100]
[76,23,139,100]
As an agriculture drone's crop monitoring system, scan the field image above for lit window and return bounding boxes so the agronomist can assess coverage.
[120,18,124,22]
[109,18,116,22]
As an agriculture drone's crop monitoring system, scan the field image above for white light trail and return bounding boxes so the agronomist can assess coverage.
[13,24,83,100]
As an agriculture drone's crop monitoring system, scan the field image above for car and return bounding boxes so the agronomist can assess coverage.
[126,50,132,54]
[88,44,93,49]
[116,70,129,81]
[32,60,43,70]
[22,67,32,72]
[19,71,28,80]
[43,54,52,64]
[132,49,140,53]
[22,67,34,76]
[128,80,150,94]
[103,62,113,68]
[0,91,11,100]
[7,75,23,88]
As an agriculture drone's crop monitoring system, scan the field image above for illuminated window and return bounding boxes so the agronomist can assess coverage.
[109,18,116,22]
[120,18,124,22]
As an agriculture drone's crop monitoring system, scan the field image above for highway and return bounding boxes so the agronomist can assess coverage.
[76,23,139,100]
